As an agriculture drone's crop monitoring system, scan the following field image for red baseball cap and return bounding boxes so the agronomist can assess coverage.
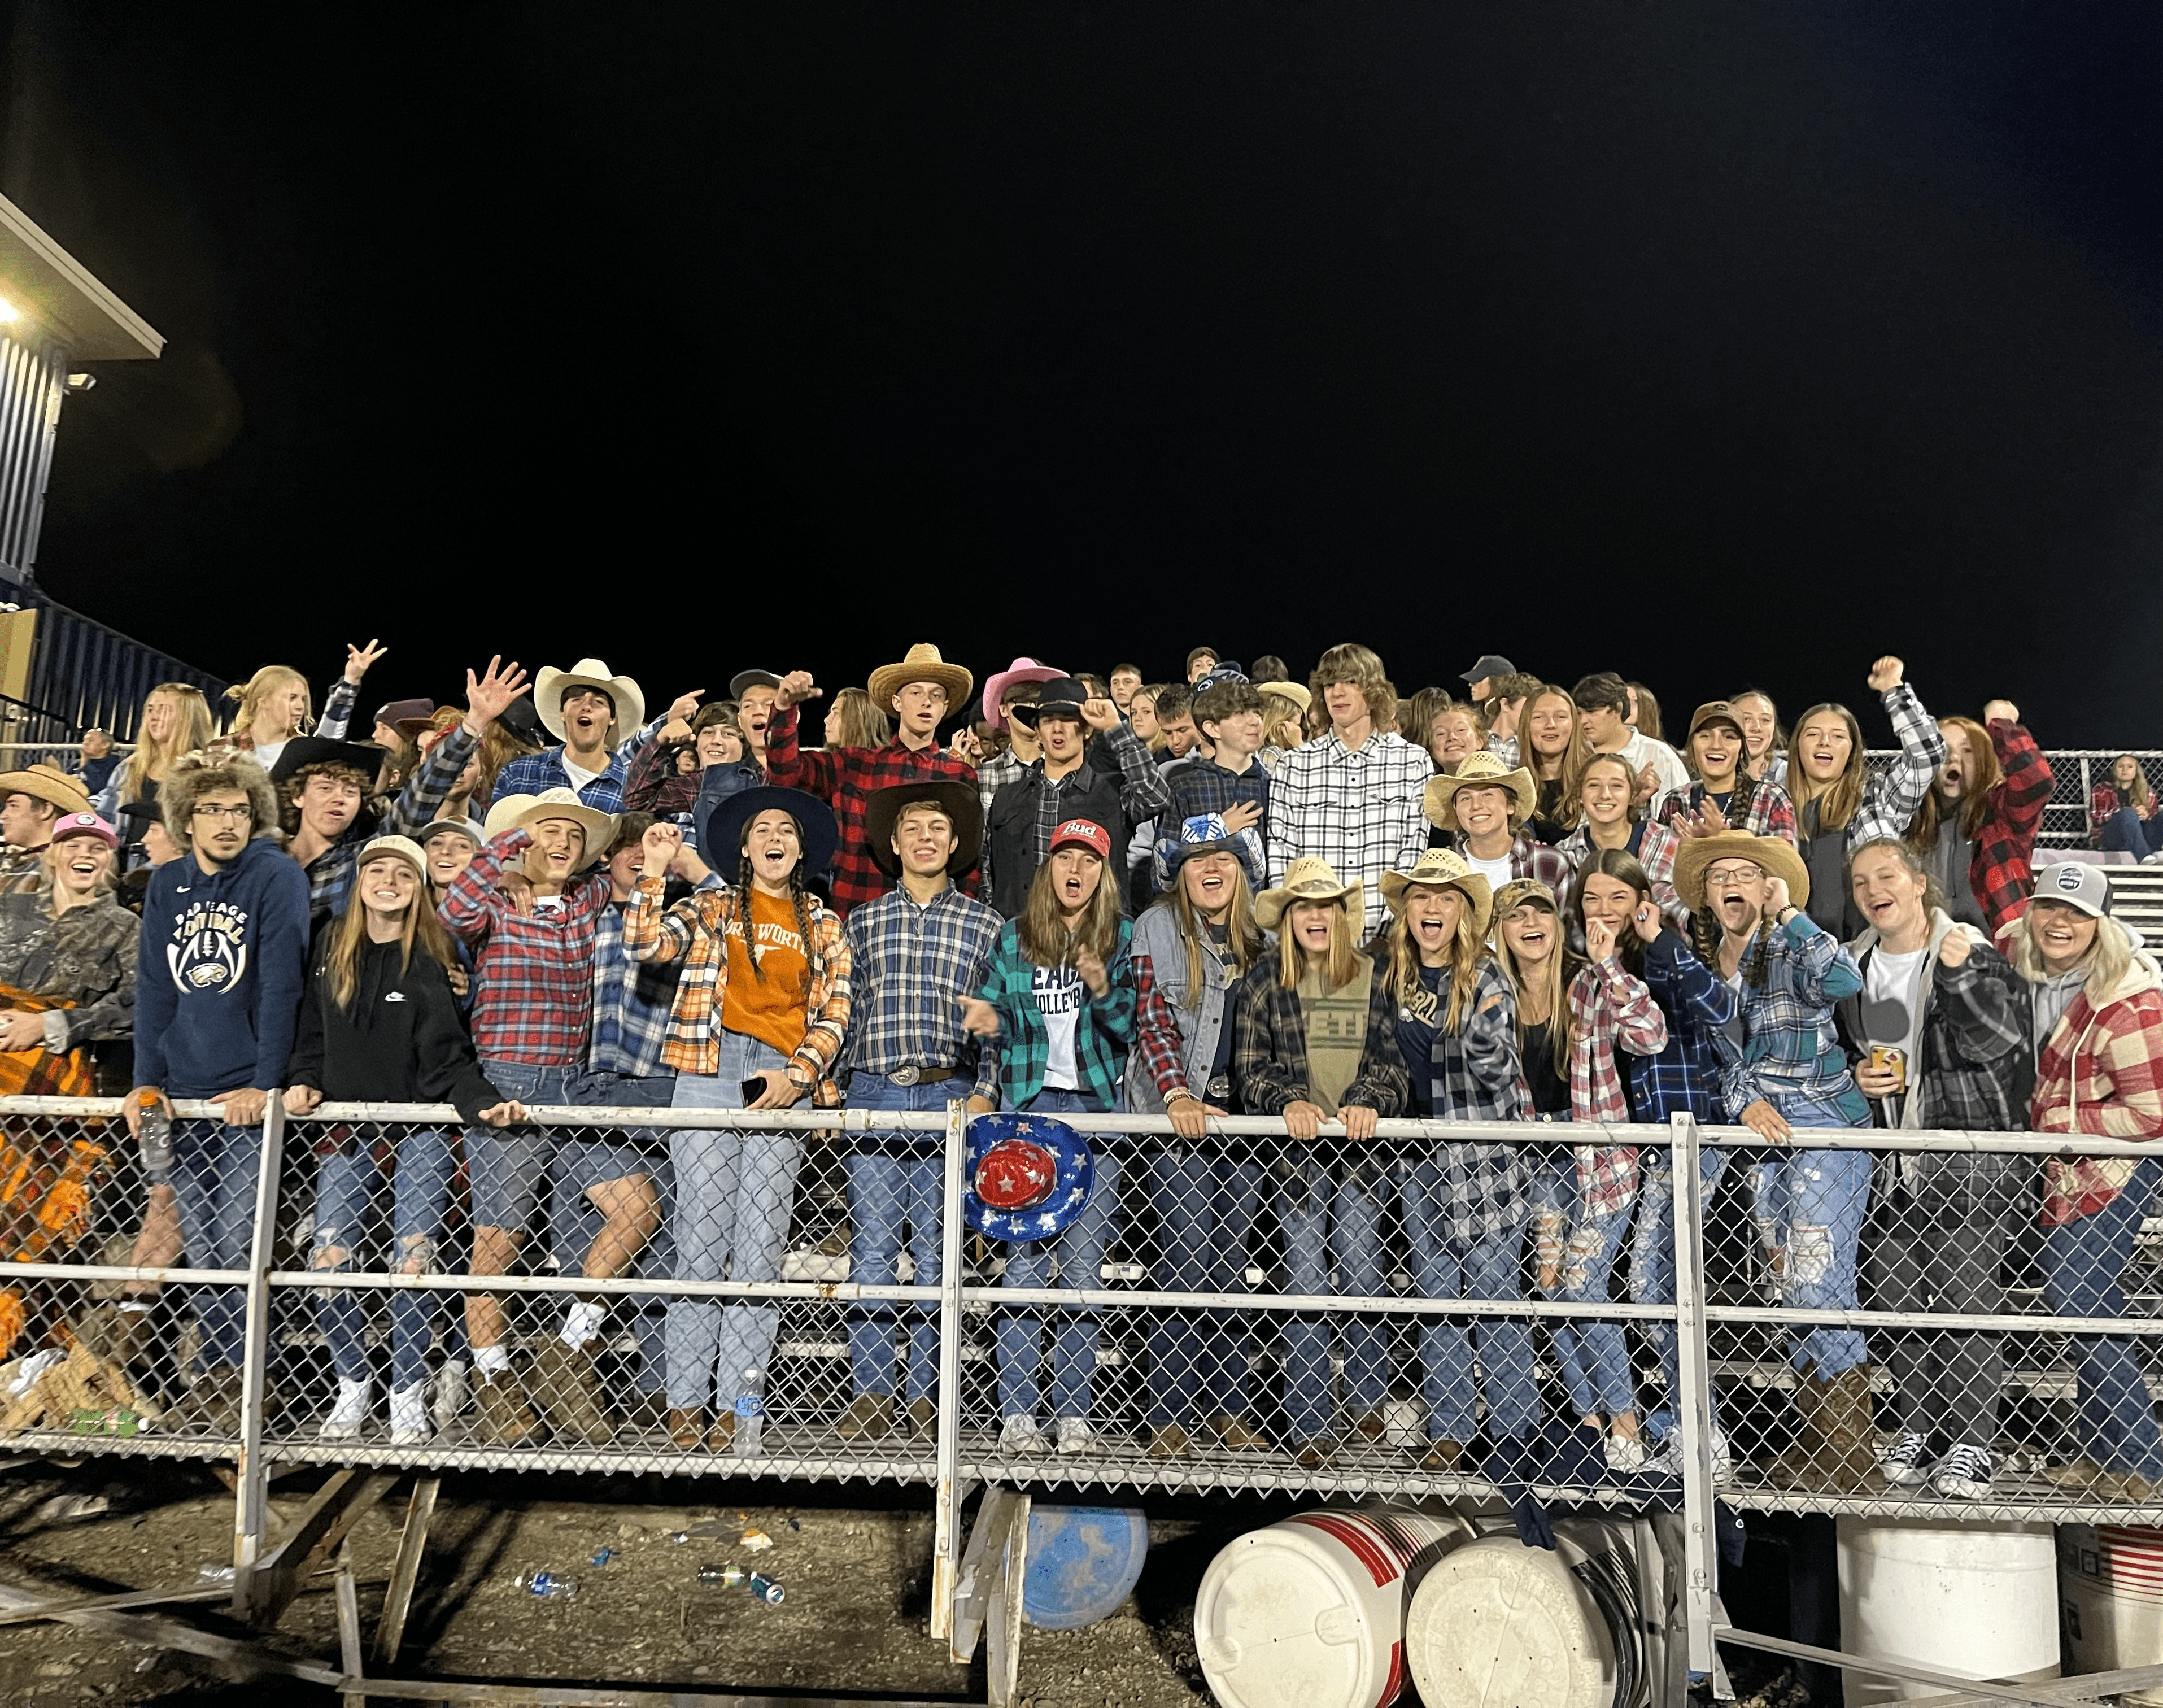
[1048,818,1110,860]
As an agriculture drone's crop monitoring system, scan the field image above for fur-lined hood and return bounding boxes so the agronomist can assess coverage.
[162,751,282,847]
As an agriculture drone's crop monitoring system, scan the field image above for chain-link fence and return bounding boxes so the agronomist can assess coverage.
[10,1094,2163,1660]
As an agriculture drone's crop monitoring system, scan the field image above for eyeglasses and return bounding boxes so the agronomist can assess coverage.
[193,804,254,822]
[1702,864,1761,890]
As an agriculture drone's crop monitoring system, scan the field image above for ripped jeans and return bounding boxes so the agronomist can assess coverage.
[1747,1142,1872,1376]
[311,1130,460,1391]
[1532,1165,1638,1419]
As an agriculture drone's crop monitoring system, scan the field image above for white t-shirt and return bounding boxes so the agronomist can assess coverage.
[560,753,607,795]
[1468,852,1515,896]
[1031,962,1086,1091]
[1616,730,1690,798]
[1862,944,1928,1118]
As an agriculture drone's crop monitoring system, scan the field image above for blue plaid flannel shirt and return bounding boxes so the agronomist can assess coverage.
[1723,911,1869,1127]
[588,886,704,1079]
[1627,927,1738,1126]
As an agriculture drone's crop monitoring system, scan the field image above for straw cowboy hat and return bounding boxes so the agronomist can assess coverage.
[1380,847,1493,938]
[534,658,646,748]
[481,787,617,855]
[0,762,91,820]
[979,656,1064,730]
[1259,679,1312,716]
[1673,828,1812,913]
[866,643,974,713]
[1255,855,1364,932]
[1422,750,1537,832]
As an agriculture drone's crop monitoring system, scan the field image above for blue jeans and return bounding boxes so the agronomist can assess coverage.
[1632,1146,1730,1427]
[1750,1134,1872,1376]
[466,1059,578,1232]
[1401,1160,1538,1444]
[843,1073,952,1404]
[1144,1148,1263,1427]
[2101,806,2163,859]
[665,1034,802,1411]
[996,1087,1122,1423]
[1277,1162,1389,1444]
[2045,1158,2163,1478]
[311,1130,458,1389]
[171,1117,263,1370]
[1533,1165,1637,1418]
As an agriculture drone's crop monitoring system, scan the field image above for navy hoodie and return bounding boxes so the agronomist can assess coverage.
[136,835,312,1099]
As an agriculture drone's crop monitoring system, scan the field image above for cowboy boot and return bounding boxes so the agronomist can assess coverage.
[1813,1365,1887,1494]
[1764,1362,1830,1490]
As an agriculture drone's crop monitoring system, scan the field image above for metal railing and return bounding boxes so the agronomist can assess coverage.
[5,1091,2163,1678]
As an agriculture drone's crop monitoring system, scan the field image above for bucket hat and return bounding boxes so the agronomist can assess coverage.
[866,643,974,713]
[534,658,646,747]
[704,785,840,882]
[981,657,1065,730]
[1673,829,1812,913]
[1423,750,1537,831]
[964,1112,1095,1241]
[1381,847,1493,938]
[1255,855,1363,932]
[864,779,983,877]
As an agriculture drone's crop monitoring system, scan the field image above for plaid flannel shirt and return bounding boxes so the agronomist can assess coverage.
[489,717,661,813]
[983,724,1170,903]
[1561,958,1668,1219]
[438,826,609,1066]
[317,679,355,739]
[588,890,701,1080]
[2091,783,2137,844]
[300,721,477,926]
[1131,947,1187,1103]
[1165,757,1270,862]
[1972,719,2051,935]
[1816,681,1946,852]
[1554,820,1689,930]
[1654,777,1796,846]
[1229,953,1412,1121]
[975,747,1027,816]
[843,881,1002,1103]
[2033,960,2163,1223]
[1629,927,1737,1126]
[621,735,703,823]
[1389,958,1533,1240]
[975,916,1136,1110]
[764,704,982,914]
[622,875,852,1102]
[1267,731,1432,940]
[1723,910,1868,1127]
[1449,832,1576,898]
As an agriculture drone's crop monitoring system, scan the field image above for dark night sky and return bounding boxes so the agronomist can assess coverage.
[3,2,2158,745]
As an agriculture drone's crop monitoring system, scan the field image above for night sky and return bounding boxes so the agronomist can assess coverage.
[6,2,2158,746]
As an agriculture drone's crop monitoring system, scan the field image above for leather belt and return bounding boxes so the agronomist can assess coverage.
[888,1066,958,1087]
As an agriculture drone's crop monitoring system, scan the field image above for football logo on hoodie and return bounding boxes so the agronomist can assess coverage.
[168,900,251,995]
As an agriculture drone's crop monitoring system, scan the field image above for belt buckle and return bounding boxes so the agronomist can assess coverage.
[891,1066,921,1087]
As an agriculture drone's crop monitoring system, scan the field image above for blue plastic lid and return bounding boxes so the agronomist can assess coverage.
[1022,1505,1149,1631]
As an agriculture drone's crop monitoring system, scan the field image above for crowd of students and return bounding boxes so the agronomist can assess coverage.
[11,635,2161,1503]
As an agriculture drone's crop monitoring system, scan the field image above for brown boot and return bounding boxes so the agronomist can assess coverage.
[1210,1413,1269,1453]
[667,1408,705,1450]
[836,1393,896,1441]
[473,1366,542,1446]
[533,1338,616,1445]
[707,1409,735,1453]
[1813,1365,1886,1494]
[1764,1363,1829,1489]
[1419,1436,1466,1474]
[1147,1424,1194,1461]
[904,1398,938,1439]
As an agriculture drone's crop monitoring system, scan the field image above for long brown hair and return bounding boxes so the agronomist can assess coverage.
[320,851,460,1011]
[1906,716,1999,849]
[1523,686,1592,823]
[1019,851,1122,969]
[727,811,816,984]
[1569,848,1654,977]
[1275,896,1364,992]
[827,686,894,750]
[1784,702,1867,833]
[1381,889,1485,1032]
[121,684,214,801]
[1157,861,1266,1004]
[1495,886,1582,1080]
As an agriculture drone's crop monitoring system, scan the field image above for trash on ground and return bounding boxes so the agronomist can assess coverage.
[195,1564,235,1585]
[514,1570,578,1598]
[739,1527,774,1553]
[34,1492,111,1524]
[589,1546,616,1566]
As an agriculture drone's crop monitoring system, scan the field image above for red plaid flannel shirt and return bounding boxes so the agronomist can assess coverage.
[438,827,609,1066]
[1131,947,1188,1100]
[764,704,981,914]
[1562,957,1669,1218]
[1972,720,2052,935]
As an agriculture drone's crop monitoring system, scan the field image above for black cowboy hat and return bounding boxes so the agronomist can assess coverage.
[1007,677,1091,729]
[704,785,840,882]
[863,779,984,878]
[268,738,387,787]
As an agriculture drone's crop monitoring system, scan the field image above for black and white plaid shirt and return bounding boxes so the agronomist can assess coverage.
[1266,730,1433,939]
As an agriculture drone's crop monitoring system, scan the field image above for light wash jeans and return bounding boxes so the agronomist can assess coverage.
[2045,1158,2163,1479]
[1276,1160,1389,1445]
[1533,1163,1638,1418]
[171,1117,263,1370]
[1632,1145,1730,1427]
[996,1087,1122,1423]
[843,1073,951,1404]
[1144,1147,1263,1427]
[311,1130,458,1389]
[664,1034,802,1412]
[1400,1158,1538,1446]
[1748,1128,1873,1376]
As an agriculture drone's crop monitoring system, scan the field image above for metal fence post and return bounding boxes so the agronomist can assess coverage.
[232,1098,288,1620]
[930,1097,969,1640]
[1668,1112,1717,1676]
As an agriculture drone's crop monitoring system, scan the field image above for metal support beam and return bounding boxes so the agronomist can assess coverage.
[985,1491,1031,1708]
[928,1097,969,1642]
[230,1096,289,1614]
[335,1534,367,1708]
[1669,1111,1717,1675]
[373,1474,439,1667]
[1714,1626,2095,1706]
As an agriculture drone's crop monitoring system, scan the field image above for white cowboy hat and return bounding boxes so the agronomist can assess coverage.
[1255,855,1365,933]
[534,658,646,748]
[482,788,616,857]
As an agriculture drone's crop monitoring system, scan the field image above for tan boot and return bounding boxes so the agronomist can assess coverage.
[667,1408,705,1450]
[1813,1365,1886,1494]
[904,1398,938,1439]
[836,1393,896,1441]
[532,1338,615,1445]
[1210,1413,1269,1453]
[1147,1424,1194,1461]
[707,1409,735,1453]
[473,1366,542,1446]
[1346,1406,1389,1444]
[1764,1363,1829,1489]
[1419,1436,1466,1474]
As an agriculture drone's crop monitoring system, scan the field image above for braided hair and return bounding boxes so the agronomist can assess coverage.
[731,813,817,983]
[1690,902,1773,990]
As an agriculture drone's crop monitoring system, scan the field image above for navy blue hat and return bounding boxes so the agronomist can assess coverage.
[963,1112,1094,1241]
[1192,663,1249,697]
[703,785,839,882]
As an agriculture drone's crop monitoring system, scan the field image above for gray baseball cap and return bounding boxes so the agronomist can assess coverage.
[1460,654,1516,684]
[2032,861,2113,920]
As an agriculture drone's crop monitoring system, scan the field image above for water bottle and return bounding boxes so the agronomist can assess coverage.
[697,1563,744,1588]
[731,1367,764,1458]
[514,1570,578,1599]
[136,1090,172,1177]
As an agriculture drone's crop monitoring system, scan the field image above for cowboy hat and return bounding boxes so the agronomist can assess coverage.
[482,788,617,855]
[0,763,91,820]
[963,1112,1096,1242]
[704,785,840,883]
[864,779,984,878]
[980,657,1065,730]
[1007,677,1092,730]
[268,737,385,787]
[1672,828,1812,913]
[534,658,646,748]
[865,643,974,713]
[1422,750,1537,831]
[1380,847,1493,938]
[1255,855,1364,931]
[1153,812,1261,894]
[1257,678,1312,715]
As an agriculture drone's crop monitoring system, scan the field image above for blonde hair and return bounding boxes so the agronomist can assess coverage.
[1259,690,1307,754]
[1382,889,1485,1033]
[1274,896,1363,992]
[2007,906,2136,1006]
[120,683,214,803]
[1524,686,1593,823]
[225,666,312,744]
[1309,643,1396,730]
[1495,886,1578,1081]
[39,838,117,910]
[1158,860,1265,1004]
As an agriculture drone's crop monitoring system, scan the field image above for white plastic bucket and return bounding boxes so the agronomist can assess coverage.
[1194,1507,1469,1708]
[2060,1523,2163,1706]
[1836,1518,2059,1705]
[1402,1519,1641,1708]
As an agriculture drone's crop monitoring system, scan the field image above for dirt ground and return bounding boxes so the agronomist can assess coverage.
[0,1456,1228,1706]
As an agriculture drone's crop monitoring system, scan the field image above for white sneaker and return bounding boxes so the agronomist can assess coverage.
[999,1415,1048,1455]
[1603,1432,1647,1473]
[319,1375,373,1441]
[431,1360,469,1429]
[1881,1429,1931,1487]
[1645,1426,1734,1485]
[1054,1417,1096,1455]
[389,1381,432,1448]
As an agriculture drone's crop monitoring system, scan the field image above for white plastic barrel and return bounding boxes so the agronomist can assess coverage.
[1402,1520,1641,1708]
[1194,1508,1469,1708]
[1836,1518,2059,1705]
[2060,1523,2163,1706]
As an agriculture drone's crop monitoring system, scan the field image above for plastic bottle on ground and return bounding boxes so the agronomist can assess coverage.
[514,1571,578,1599]
[732,1367,764,1458]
